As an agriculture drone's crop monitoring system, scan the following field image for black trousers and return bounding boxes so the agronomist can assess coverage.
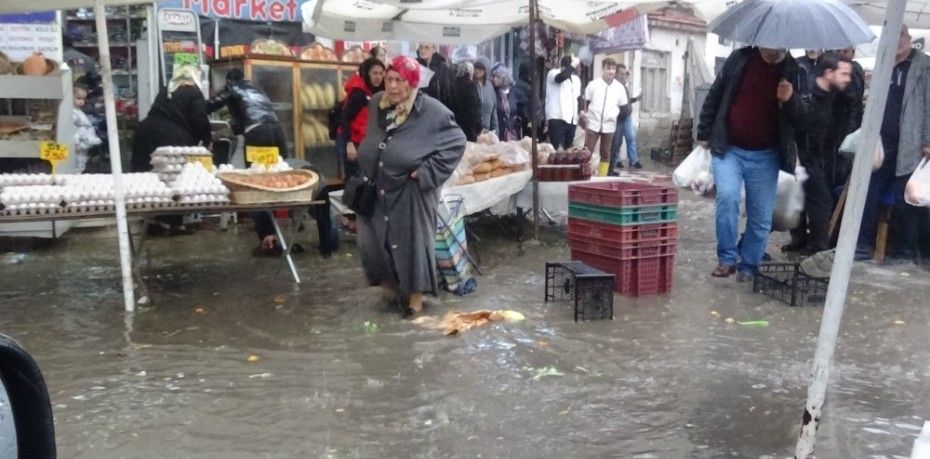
[790,155,834,251]
[244,122,290,165]
[858,163,923,259]
[547,119,576,150]
[253,185,339,258]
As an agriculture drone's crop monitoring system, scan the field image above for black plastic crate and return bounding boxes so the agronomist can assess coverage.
[545,262,614,321]
[752,263,829,307]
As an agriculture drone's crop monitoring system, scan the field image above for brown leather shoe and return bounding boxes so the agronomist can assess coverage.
[712,264,736,278]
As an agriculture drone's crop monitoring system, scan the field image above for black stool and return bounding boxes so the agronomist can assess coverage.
[545,262,614,321]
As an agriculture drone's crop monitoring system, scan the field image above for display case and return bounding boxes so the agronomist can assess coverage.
[209,55,358,184]
[0,68,76,238]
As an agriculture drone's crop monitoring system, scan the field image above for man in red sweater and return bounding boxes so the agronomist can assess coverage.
[696,47,808,282]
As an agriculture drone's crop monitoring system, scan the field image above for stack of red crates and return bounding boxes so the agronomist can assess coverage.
[567,181,679,296]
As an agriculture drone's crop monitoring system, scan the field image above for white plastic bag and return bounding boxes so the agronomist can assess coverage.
[673,146,713,194]
[772,167,808,231]
[904,157,930,207]
[839,129,884,171]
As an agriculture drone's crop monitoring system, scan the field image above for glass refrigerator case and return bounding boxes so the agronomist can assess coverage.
[209,55,358,183]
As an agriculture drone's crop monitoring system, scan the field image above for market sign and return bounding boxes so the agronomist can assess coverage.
[159,0,301,22]
[0,12,62,63]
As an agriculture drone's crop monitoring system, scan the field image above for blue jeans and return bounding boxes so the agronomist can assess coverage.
[610,117,639,168]
[712,146,780,274]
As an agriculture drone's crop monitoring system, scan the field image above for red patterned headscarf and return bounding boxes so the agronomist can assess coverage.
[387,55,420,89]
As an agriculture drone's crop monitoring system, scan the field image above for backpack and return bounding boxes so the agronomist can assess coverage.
[327,100,343,141]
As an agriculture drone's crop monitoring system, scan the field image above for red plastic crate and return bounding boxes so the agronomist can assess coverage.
[569,180,677,208]
[567,218,678,245]
[571,248,674,297]
[568,236,676,260]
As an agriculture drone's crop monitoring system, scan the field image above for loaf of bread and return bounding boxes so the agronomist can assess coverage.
[474,172,491,182]
[472,161,495,174]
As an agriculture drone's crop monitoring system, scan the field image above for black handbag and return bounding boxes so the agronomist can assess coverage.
[344,130,392,217]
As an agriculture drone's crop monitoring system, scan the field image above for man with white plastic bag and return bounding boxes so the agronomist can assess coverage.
[855,26,930,265]
[784,53,854,255]
[697,47,809,282]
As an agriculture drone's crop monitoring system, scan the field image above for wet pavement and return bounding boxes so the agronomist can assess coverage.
[1,193,928,458]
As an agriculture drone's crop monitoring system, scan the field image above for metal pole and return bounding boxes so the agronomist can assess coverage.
[95,0,136,311]
[528,0,540,241]
[794,0,906,455]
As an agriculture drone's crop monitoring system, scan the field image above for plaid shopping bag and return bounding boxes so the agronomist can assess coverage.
[436,195,475,294]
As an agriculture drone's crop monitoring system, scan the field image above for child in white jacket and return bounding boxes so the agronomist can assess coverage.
[72,85,101,173]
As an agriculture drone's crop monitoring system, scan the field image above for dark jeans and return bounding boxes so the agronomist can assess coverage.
[254,184,339,257]
[858,164,923,259]
[547,119,576,150]
[335,133,360,178]
[791,155,834,251]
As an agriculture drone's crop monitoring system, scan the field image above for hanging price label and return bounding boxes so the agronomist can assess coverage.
[246,146,279,167]
[39,142,69,173]
[187,155,214,169]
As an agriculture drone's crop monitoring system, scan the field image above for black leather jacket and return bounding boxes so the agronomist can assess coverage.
[208,79,278,135]
[697,47,809,173]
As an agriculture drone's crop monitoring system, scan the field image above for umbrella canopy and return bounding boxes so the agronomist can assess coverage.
[847,0,930,28]
[301,0,729,44]
[710,0,875,49]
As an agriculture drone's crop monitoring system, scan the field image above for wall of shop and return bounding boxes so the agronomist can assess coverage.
[628,25,709,155]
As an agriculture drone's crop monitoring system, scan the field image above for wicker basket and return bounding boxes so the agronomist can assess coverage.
[217,170,319,205]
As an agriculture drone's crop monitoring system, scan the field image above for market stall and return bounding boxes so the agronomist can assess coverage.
[0,149,324,303]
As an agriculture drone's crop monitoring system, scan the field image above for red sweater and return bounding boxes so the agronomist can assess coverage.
[727,52,783,151]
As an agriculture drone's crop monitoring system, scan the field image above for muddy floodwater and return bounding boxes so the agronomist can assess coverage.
[1,193,928,458]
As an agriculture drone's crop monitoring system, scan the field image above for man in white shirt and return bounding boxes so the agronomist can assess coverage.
[581,58,627,169]
[545,55,582,150]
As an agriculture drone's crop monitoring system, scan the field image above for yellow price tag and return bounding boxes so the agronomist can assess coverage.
[188,155,214,169]
[246,146,279,167]
[39,142,69,173]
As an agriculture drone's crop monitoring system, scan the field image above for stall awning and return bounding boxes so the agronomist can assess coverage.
[301,0,731,44]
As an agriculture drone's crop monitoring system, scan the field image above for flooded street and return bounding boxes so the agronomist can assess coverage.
[1,193,928,458]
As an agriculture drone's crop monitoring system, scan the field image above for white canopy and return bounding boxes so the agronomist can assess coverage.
[301,0,732,44]
[847,0,930,27]
[0,0,149,12]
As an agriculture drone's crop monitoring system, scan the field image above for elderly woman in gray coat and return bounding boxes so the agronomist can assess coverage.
[356,55,467,316]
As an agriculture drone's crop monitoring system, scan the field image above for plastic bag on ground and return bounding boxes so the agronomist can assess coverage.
[672,145,714,195]
[772,167,808,231]
[904,157,930,207]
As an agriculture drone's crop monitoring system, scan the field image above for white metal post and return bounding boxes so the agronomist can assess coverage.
[795,0,907,456]
[95,0,136,311]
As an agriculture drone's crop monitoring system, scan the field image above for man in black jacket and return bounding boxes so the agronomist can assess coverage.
[208,69,291,255]
[417,43,455,110]
[830,47,866,187]
[697,47,808,282]
[785,53,853,255]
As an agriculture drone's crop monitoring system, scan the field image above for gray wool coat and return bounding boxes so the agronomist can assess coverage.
[356,92,467,296]
[892,50,930,177]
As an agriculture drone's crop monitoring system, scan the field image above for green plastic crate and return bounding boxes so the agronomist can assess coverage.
[568,202,678,226]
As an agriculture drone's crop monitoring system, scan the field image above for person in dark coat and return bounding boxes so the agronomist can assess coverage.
[417,43,455,110]
[830,47,866,188]
[784,53,853,255]
[208,68,291,254]
[132,66,211,173]
[697,47,809,281]
[339,57,385,178]
[132,65,211,235]
[512,61,539,139]
[450,61,483,142]
[355,56,466,317]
